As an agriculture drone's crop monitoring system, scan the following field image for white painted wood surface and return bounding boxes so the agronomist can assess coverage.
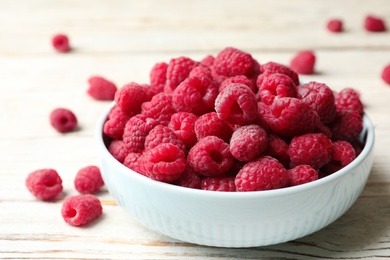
[1,0,390,259]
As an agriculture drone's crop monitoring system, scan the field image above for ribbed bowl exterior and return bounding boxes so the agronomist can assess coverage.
[96,103,375,247]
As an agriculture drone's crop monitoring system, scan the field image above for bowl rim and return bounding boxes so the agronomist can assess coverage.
[96,102,375,200]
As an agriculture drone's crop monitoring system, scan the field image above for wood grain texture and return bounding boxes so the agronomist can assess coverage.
[1,0,390,259]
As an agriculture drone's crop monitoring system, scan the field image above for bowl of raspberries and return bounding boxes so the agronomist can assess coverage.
[96,47,375,247]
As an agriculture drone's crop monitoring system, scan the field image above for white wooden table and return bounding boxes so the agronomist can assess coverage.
[1,0,390,259]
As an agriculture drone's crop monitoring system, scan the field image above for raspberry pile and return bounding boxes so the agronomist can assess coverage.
[103,47,366,192]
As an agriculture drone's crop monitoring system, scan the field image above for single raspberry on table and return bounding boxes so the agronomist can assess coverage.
[260,97,320,137]
[108,140,129,163]
[382,64,390,85]
[229,124,268,161]
[201,176,236,192]
[61,194,103,227]
[219,75,256,93]
[327,19,343,33]
[290,50,316,75]
[168,112,198,149]
[25,168,63,201]
[297,81,337,124]
[194,112,233,143]
[257,73,297,105]
[123,152,145,175]
[331,110,363,142]
[114,82,149,116]
[187,136,234,177]
[364,15,387,32]
[214,47,255,77]
[103,105,131,140]
[174,167,201,189]
[172,76,218,115]
[144,125,187,153]
[52,34,70,53]
[287,165,318,186]
[122,114,159,153]
[87,76,117,101]
[235,156,289,192]
[141,93,176,125]
[149,62,168,92]
[165,56,198,93]
[74,166,105,194]
[140,143,186,183]
[288,133,333,169]
[214,83,258,125]
[334,88,364,114]
[50,108,78,133]
[257,62,300,86]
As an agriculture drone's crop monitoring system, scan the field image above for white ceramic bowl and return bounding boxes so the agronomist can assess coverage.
[95,103,375,248]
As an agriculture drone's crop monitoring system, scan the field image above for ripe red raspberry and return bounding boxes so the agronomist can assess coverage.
[187,136,234,177]
[200,55,215,67]
[189,65,213,80]
[290,50,316,75]
[108,140,129,163]
[201,176,236,192]
[332,141,357,167]
[103,105,131,140]
[382,64,390,85]
[115,82,149,116]
[219,75,256,93]
[87,76,117,101]
[61,194,102,227]
[52,34,70,52]
[140,143,186,183]
[214,47,254,77]
[331,110,363,142]
[123,152,145,175]
[194,112,233,143]
[257,62,300,86]
[168,112,198,148]
[25,168,63,201]
[264,133,290,167]
[174,167,201,189]
[334,88,364,114]
[257,73,297,105]
[288,133,333,169]
[122,114,159,153]
[230,124,268,161]
[144,125,186,153]
[235,156,288,192]
[74,166,104,194]
[297,81,337,124]
[215,83,258,125]
[149,62,168,92]
[141,93,176,125]
[327,19,343,32]
[50,108,78,133]
[260,97,320,137]
[364,15,387,32]
[172,76,218,115]
[165,56,198,93]
[287,165,318,186]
